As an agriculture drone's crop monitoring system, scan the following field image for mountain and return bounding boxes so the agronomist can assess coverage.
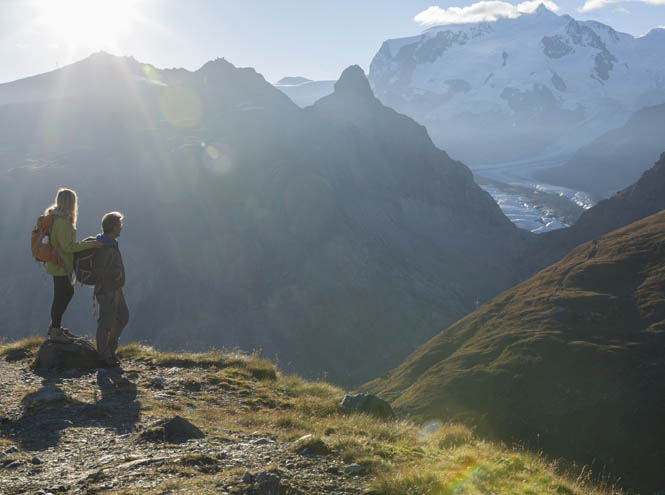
[368,8,665,164]
[274,77,336,107]
[276,76,312,85]
[364,209,665,493]
[535,102,665,197]
[522,151,665,273]
[1,54,527,386]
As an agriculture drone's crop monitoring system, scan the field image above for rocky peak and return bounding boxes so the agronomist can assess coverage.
[196,57,238,77]
[332,65,374,101]
[534,3,557,16]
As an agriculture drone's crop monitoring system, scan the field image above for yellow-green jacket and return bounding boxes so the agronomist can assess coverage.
[45,212,96,277]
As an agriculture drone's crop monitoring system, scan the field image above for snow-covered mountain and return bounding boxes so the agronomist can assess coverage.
[274,77,335,107]
[369,5,665,164]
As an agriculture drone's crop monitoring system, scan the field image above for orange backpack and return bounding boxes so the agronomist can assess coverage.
[31,215,63,267]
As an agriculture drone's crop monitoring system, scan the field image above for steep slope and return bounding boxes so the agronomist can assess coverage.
[365,210,665,493]
[1,55,527,386]
[522,151,665,273]
[535,103,665,197]
[369,8,665,164]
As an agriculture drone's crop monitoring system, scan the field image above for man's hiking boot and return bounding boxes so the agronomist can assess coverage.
[48,325,74,344]
[101,356,121,368]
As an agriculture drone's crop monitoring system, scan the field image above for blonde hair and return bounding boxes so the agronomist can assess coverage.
[102,211,124,234]
[45,188,78,227]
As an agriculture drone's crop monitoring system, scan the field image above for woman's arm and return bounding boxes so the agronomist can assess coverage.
[54,219,96,254]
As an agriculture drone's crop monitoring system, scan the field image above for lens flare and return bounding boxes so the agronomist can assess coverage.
[418,419,442,441]
[202,142,234,175]
[142,65,166,86]
[159,85,202,128]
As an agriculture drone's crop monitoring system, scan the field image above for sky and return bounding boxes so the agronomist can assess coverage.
[0,0,663,85]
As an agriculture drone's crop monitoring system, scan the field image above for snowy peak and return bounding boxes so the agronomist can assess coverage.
[368,10,665,164]
[276,76,312,86]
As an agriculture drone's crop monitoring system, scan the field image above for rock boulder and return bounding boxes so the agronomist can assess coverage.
[33,339,103,370]
[339,393,395,419]
[139,416,205,444]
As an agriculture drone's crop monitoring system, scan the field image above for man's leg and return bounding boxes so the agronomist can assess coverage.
[108,290,129,359]
[96,292,115,360]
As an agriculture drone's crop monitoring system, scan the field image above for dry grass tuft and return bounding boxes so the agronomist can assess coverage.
[433,423,474,449]
[0,336,43,358]
[116,344,277,379]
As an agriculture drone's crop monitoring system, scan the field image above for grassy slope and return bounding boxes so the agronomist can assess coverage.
[364,210,665,493]
[0,338,618,495]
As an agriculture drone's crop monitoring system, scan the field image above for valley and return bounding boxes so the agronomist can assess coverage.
[471,155,596,232]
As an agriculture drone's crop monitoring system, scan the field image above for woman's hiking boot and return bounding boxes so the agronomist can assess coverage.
[47,325,77,343]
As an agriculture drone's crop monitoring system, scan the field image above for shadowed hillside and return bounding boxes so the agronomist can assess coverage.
[536,103,665,197]
[0,54,528,386]
[365,210,665,493]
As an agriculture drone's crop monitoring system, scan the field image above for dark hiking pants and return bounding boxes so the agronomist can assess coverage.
[51,275,74,328]
[96,289,129,360]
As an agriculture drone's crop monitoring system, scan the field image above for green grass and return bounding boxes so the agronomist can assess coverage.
[129,346,621,494]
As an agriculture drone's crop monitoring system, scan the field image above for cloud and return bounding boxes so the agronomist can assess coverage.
[579,0,665,13]
[414,0,560,26]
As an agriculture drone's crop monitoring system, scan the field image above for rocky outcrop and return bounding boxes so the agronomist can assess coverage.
[33,339,103,370]
[138,416,205,444]
[339,394,395,419]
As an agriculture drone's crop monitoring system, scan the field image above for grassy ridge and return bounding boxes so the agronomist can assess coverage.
[1,338,620,494]
[363,210,665,493]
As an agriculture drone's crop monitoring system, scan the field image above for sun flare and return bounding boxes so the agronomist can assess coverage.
[35,0,143,51]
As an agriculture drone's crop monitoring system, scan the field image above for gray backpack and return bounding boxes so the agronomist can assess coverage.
[73,237,100,286]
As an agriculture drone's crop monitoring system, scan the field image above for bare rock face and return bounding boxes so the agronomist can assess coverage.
[33,339,103,370]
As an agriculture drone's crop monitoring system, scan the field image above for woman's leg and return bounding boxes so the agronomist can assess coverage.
[50,275,74,328]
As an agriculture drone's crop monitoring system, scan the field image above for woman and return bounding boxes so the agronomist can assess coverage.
[44,188,101,342]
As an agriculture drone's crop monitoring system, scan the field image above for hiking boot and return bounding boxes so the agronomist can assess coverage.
[60,328,81,340]
[101,356,121,368]
[48,325,73,344]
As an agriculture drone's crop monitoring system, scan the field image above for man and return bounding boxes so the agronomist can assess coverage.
[93,211,129,368]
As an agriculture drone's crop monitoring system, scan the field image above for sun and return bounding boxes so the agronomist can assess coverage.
[35,0,143,51]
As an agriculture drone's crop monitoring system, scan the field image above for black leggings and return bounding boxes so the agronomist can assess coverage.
[51,275,74,328]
